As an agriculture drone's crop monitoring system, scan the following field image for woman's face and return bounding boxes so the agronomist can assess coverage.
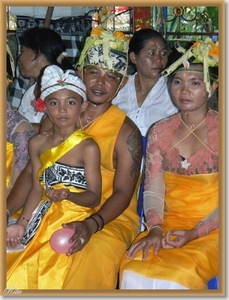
[130,37,168,79]
[18,46,48,80]
[169,65,209,112]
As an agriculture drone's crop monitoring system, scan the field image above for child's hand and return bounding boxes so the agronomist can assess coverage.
[45,188,71,202]
[6,224,26,248]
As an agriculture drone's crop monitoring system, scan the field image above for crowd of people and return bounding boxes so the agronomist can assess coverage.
[6,23,219,291]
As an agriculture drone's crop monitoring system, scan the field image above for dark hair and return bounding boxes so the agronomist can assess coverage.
[21,27,73,70]
[128,28,166,56]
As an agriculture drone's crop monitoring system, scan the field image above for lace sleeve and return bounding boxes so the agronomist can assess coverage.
[11,121,35,173]
[193,207,218,237]
[143,125,165,228]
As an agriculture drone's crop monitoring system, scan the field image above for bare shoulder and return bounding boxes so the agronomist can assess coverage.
[29,133,49,151]
[80,137,100,154]
[119,116,142,147]
[115,116,142,180]
[116,116,142,169]
[81,137,99,148]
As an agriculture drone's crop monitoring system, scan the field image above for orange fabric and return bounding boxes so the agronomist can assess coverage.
[6,142,13,189]
[7,107,140,289]
[7,130,95,289]
[120,171,218,289]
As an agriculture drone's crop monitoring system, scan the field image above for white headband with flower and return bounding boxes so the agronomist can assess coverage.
[40,65,86,101]
[34,65,87,112]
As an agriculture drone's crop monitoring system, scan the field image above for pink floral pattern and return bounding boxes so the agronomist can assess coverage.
[144,110,218,235]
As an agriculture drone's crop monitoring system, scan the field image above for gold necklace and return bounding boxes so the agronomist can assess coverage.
[78,115,100,130]
[167,115,206,152]
[180,116,217,155]
[135,75,151,95]
[167,114,217,156]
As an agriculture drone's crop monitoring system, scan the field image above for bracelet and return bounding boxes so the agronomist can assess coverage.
[145,223,163,232]
[87,216,100,233]
[91,213,104,231]
[18,216,30,222]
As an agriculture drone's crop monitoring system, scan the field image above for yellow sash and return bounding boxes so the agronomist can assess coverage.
[6,141,13,189]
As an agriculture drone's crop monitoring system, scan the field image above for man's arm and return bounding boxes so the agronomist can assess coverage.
[92,117,142,225]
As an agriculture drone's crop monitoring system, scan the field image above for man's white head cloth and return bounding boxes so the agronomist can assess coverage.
[40,65,87,101]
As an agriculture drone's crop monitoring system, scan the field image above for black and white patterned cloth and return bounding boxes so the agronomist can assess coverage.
[9,162,87,249]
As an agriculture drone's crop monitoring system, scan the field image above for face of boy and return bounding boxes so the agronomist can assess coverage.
[44,89,86,127]
[78,66,122,104]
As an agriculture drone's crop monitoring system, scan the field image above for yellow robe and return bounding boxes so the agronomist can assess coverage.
[7,106,140,290]
[62,105,140,289]
[120,171,218,289]
[6,141,13,189]
[7,130,95,289]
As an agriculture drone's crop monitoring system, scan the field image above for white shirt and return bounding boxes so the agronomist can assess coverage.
[18,83,44,123]
[112,73,178,136]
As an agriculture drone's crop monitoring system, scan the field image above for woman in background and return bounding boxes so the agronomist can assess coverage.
[112,28,177,137]
[10,27,73,128]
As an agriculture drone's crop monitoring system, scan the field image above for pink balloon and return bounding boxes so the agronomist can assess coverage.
[50,227,75,254]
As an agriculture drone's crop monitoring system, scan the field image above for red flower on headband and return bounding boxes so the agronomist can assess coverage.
[34,98,46,112]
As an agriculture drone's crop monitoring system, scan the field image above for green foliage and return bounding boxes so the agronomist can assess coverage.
[207,7,218,29]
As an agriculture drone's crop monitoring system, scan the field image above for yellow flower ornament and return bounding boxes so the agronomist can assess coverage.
[77,27,129,77]
[192,38,218,67]
[162,37,219,96]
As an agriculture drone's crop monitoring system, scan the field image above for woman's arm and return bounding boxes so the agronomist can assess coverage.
[143,125,165,230]
[7,121,35,196]
[193,207,218,237]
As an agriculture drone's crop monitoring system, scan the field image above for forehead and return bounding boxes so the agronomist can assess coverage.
[174,64,204,77]
[20,46,33,53]
[142,37,166,50]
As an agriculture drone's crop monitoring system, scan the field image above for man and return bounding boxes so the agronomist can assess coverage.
[7,27,142,289]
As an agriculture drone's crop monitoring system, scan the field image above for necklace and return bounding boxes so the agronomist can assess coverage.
[86,116,93,124]
[179,116,217,155]
[135,75,151,95]
[189,123,197,130]
[78,115,100,130]
[167,114,217,170]
[180,157,191,170]
[87,99,103,107]
[167,115,206,153]
[41,131,65,141]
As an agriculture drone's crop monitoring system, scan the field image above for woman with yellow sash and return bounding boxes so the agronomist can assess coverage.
[119,39,219,289]
[6,65,101,289]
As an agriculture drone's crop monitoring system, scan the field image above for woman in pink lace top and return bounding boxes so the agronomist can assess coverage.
[119,39,219,289]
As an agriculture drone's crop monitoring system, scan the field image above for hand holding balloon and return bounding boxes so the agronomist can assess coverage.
[50,228,75,254]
